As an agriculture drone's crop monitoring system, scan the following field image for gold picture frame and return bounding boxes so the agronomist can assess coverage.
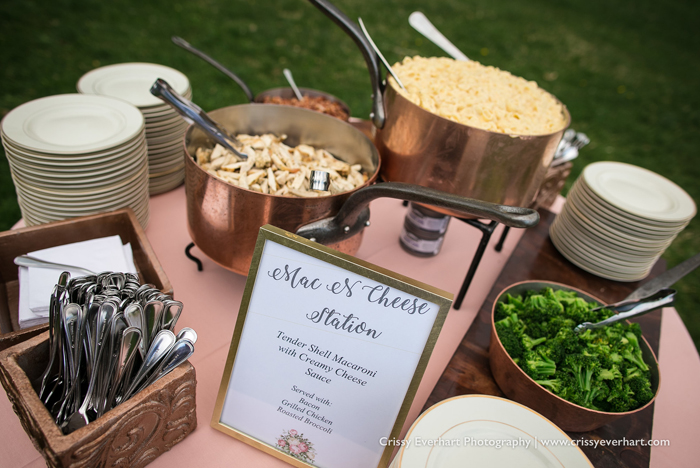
[211,225,453,468]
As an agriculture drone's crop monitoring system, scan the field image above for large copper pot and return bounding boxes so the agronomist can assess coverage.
[309,0,570,210]
[183,104,378,274]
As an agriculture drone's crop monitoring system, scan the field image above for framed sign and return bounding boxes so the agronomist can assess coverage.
[212,225,453,468]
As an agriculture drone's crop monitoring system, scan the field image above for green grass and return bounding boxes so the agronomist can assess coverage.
[1,0,699,350]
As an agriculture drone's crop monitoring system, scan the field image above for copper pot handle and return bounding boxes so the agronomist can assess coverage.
[307,0,385,129]
[296,182,539,245]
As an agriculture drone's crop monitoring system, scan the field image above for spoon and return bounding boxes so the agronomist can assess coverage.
[38,273,70,402]
[122,330,176,401]
[574,289,676,333]
[107,326,142,409]
[63,311,115,432]
[176,327,198,345]
[282,68,304,100]
[161,300,183,331]
[124,303,146,357]
[14,255,96,276]
[150,78,248,159]
[357,17,406,91]
[143,300,165,348]
[408,11,469,62]
[135,338,195,394]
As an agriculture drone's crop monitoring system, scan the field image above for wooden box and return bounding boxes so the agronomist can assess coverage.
[0,208,173,352]
[0,332,197,468]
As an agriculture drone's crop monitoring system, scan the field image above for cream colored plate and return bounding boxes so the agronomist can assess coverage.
[395,395,591,468]
[2,133,146,168]
[569,182,686,237]
[77,63,190,108]
[577,177,689,229]
[550,223,650,282]
[6,143,147,179]
[1,94,144,154]
[583,161,696,223]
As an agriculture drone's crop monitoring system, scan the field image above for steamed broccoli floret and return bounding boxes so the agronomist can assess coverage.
[522,333,547,350]
[621,332,649,371]
[495,314,525,359]
[522,349,557,380]
[535,378,562,393]
[597,365,623,381]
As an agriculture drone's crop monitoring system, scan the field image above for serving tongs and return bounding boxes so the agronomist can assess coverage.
[574,252,700,333]
[574,289,676,333]
[150,78,248,160]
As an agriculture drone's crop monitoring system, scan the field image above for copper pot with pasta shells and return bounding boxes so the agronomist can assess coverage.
[309,0,570,213]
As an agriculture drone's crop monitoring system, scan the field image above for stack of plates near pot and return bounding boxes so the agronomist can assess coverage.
[1,94,149,227]
[77,63,192,194]
[550,161,696,281]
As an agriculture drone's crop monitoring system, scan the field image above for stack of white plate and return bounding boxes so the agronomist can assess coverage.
[389,395,591,468]
[1,94,149,227]
[77,63,191,195]
[550,161,696,281]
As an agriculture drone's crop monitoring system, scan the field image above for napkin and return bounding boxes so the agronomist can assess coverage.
[18,236,137,329]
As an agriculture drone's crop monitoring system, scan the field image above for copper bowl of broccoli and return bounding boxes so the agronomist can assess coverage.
[489,280,660,432]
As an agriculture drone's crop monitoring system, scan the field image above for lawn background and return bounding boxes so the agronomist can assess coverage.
[1,0,699,350]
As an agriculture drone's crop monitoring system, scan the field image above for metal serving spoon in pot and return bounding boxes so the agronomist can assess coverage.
[408,11,469,61]
[282,69,304,100]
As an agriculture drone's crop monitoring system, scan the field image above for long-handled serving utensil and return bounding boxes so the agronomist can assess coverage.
[408,11,469,61]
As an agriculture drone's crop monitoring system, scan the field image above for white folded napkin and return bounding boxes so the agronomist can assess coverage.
[18,236,137,329]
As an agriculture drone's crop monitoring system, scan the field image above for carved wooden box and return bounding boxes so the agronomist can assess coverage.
[0,332,197,468]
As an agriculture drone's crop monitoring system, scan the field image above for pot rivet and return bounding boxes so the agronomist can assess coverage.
[343,226,350,233]
[369,112,375,120]
[310,238,317,242]
[365,221,371,227]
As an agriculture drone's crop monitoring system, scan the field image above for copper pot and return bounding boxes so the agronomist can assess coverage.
[308,0,570,211]
[489,280,660,432]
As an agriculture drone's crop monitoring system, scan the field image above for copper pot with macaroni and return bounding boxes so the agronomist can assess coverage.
[309,0,570,214]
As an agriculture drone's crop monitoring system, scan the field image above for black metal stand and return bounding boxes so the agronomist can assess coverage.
[453,219,499,310]
[494,226,510,252]
[185,242,203,271]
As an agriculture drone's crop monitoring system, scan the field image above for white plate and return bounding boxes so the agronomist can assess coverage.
[577,177,689,229]
[9,152,148,189]
[558,205,675,253]
[551,215,658,270]
[550,227,651,282]
[3,133,146,168]
[563,196,677,246]
[77,63,190,108]
[569,182,686,236]
[6,143,147,179]
[394,395,591,468]
[1,94,144,154]
[583,161,696,223]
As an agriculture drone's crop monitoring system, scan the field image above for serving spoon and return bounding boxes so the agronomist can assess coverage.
[408,11,469,61]
[283,68,304,100]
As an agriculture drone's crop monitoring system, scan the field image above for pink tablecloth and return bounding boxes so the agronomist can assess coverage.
[1,187,698,467]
